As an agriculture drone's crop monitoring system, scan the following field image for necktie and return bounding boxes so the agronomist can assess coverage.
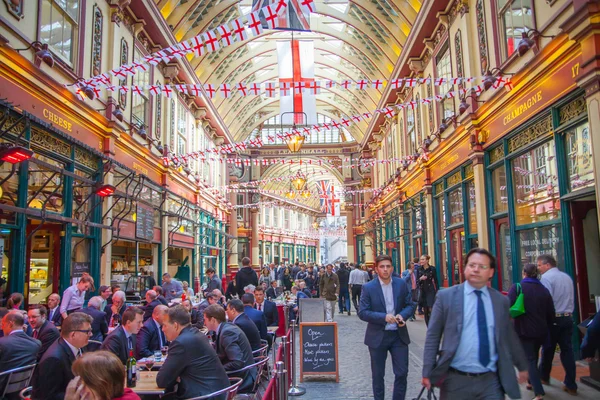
[474,290,490,368]
[128,336,133,350]
[77,349,82,358]
[258,303,262,311]
[159,328,166,348]
[33,329,38,339]
[49,309,54,321]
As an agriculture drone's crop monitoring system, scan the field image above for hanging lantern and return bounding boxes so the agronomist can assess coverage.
[286,135,305,152]
[291,174,307,190]
[300,190,311,199]
[285,188,297,199]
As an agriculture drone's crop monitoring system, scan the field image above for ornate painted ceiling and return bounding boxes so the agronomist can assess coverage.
[159,0,421,144]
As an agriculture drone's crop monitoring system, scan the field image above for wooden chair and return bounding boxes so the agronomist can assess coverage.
[0,364,36,399]
[185,377,243,400]
[225,356,270,399]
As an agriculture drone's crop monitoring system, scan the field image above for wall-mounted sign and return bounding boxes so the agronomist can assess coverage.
[136,204,154,241]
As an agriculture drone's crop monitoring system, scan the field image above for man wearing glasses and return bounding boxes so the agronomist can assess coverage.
[422,248,529,400]
[31,312,93,400]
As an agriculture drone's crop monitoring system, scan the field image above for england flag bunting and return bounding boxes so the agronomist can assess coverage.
[191,35,205,57]
[264,82,277,97]
[204,84,216,98]
[249,83,261,96]
[161,85,173,98]
[236,82,249,96]
[175,84,188,94]
[231,18,248,42]
[202,30,220,53]
[248,12,264,36]
[218,24,234,47]
[220,84,232,98]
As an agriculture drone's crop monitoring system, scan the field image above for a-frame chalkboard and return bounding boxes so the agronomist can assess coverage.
[299,322,339,382]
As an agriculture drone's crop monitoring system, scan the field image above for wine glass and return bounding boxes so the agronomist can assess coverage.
[161,346,168,357]
[144,359,155,377]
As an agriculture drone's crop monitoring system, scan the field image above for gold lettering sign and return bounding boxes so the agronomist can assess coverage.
[503,91,543,126]
[133,162,149,175]
[42,108,73,132]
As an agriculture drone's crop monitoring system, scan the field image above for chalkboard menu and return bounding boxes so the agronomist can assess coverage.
[136,205,154,241]
[299,322,339,382]
[72,262,90,278]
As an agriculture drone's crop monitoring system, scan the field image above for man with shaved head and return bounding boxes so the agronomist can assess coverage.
[144,289,161,322]
[137,304,168,358]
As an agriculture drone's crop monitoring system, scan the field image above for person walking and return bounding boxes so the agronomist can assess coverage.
[349,263,369,313]
[417,255,438,326]
[358,255,415,400]
[508,263,555,400]
[537,254,578,395]
[319,264,339,322]
[235,257,259,297]
[336,263,351,315]
[422,248,528,400]
[401,261,420,321]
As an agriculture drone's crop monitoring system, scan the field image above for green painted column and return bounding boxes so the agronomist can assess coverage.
[9,159,30,296]
[59,161,74,293]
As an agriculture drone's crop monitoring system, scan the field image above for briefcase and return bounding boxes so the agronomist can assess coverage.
[412,387,438,400]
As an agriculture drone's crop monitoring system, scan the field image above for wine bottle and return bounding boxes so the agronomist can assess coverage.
[127,349,137,388]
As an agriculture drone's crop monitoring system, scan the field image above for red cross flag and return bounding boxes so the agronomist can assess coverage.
[249,83,261,96]
[219,84,232,98]
[191,35,205,57]
[264,82,276,97]
[232,18,248,42]
[237,82,249,96]
[204,84,216,98]
[218,24,234,47]
[161,85,173,98]
[202,30,220,53]
[341,80,352,89]
[248,12,264,36]
[278,39,316,125]
[189,85,202,97]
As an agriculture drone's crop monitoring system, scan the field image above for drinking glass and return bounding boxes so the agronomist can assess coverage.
[144,360,155,377]
[154,350,162,363]
[161,346,168,356]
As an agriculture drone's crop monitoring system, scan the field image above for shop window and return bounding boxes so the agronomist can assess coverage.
[40,0,80,64]
[511,140,560,225]
[518,224,564,271]
[565,122,594,191]
[72,169,93,227]
[132,49,150,128]
[28,155,65,214]
[236,194,244,221]
[0,161,19,225]
[273,209,279,227]
[492,166,508,213]
[467,181,477,235]
[435,42,454,120]
[448,188,463,225]
[265,207,271,226]
[497,220,513,290]
[497,0,534,60]
[284,210,290,229]
[407,107,416,155]
[177,102,187,155]
[0,231,11,304]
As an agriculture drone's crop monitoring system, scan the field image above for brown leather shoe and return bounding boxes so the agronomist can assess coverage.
[562,386,578,395]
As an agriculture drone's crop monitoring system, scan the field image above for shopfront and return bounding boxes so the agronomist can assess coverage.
[433,164,478,287]
[402,193,428,268]
[199,210,227,284]
[355,235,365,265]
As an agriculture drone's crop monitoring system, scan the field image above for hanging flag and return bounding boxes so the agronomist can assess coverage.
[252,0,310,32]
[317,180,332,214]
[277,39,316,125]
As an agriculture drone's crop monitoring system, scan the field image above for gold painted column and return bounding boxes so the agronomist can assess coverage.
[398,207,406,271]
[424,187,436,265]
[250,208,260,268]
[227,191,239,272]
[471,151,489,249]
[345,207,355,264]
[100,171,114,286]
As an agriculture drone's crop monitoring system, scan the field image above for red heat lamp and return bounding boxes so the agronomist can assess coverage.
[0,146,34,164]
[95,184,116,197]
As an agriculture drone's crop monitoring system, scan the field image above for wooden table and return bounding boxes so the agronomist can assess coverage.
[128,371,165,395]
[267,326,278,333]
[137,358,165,369]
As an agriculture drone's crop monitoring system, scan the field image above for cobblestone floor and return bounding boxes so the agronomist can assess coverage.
[289,312,599,400]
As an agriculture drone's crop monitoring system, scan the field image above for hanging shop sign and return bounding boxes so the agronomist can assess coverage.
[483,52,582,147]
[136,204,154,241]
[429,136,471,182]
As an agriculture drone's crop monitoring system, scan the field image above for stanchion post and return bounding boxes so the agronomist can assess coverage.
[284,303,289,333]
[276,361,288,400]
[288,320,306,396]
[281,332,288,373]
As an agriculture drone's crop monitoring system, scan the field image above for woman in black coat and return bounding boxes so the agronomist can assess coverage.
[508,263,555,400]
[417,254,439,326]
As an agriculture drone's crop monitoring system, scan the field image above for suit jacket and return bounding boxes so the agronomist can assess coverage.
[422,283,528,399]
[104,304,125,326]
[101,326,137,364]
[265,287,277,300]
[319,272,339,301]
[157,295,169,306]
[80,306,108,342]
[143,299,162,322]
[358,277,415,347]
[244,305,268,342]
[136,318,165,359]
[157,325,229,400]
[234,312,262,351]
[31,320,60,361]
[47,307,62,326]
[255,300,279,327]
[31,338,76,400]
[216,322,256,390]
[0,331,41,386]
[207,275,223,292]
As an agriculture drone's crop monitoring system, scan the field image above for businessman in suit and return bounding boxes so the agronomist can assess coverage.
[422,248,529,400]
[265,280,278,300]
[31,312,92,400]
[46,293,63,326]
[79,296,108,342]
[226,299,262,351]
[157,305,230,400]
[358,254,416,400]
[254,287,278,326]
[143,290,161,322]
[137,305,168,358]
[204,304,257,392]
[27,306,59,361]
[101,306,143,364]
[0,310,41,388]
[242,293,269,342]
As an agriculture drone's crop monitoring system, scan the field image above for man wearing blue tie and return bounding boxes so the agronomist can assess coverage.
[422,248,529,399]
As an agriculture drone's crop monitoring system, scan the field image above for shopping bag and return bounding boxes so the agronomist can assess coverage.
[509,283,526,318]
[412,386,438,400]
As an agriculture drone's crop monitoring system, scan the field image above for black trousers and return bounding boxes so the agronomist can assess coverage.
[368,330,408,400]
[351,285,362,312]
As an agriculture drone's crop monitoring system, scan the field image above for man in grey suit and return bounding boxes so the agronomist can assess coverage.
[422,248,529,399]
[0,311,41,386]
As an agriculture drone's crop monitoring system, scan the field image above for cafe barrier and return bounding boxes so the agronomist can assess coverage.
[262,328,292,400]
[276,361,288,400]
[288,320,306,396]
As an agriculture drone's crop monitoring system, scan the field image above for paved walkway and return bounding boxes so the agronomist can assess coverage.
[291,312,599,399]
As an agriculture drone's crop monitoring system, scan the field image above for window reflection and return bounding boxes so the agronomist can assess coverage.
[40,0,79,64]
[448,188,463,225]
[497,0,533,59]
[566,122,594,191]
[28,155,64,214]
[492,166,508,213]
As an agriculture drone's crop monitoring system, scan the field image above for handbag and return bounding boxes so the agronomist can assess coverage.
[509,283,526,318]
[412,387,438,400]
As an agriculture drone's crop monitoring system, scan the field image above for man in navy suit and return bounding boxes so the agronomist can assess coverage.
[47,293,63,326]
[226,299,262,351]
[101,306,143,364]
[241,293,268,343]
[137,305,168,358]
[358,254,415,400]
[253,287,278,327]
[79,296,108,342]
[0,311,41,388]
[28,305,59,361]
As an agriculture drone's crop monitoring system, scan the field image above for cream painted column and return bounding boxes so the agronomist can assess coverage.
[398,209,406,271]
[471,152,490,249]
[161,193,169,279]
[585,92,600,228]
[424,188,436,264]
[227,192,239,272]
[250,208,260,268]
[364,232,375,268]
[345,207,355,264]
[100,171,114,286]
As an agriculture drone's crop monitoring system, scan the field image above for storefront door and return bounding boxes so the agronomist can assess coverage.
[449,228,465,285]
[26,222,61,307]
[570,200,599,319]
[495,218,513,293]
